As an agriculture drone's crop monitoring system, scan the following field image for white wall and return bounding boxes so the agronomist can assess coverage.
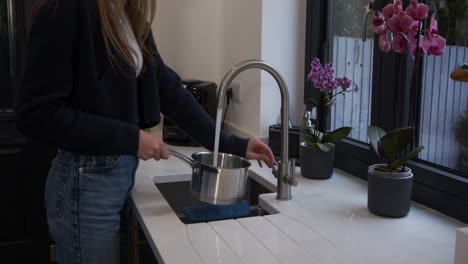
[218,1,263,136]
[153,0,306,138]
[260,0,306,135]
[153,0,222,82]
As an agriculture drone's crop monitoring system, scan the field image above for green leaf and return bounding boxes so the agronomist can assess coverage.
[304,135,318,148]
[304,128,323,142]
[316,142,335,152]
[322,127,352,144]
[389,146,424,170]
[304,127,313,134]
[378,127,414,163]
[367,125,386,156]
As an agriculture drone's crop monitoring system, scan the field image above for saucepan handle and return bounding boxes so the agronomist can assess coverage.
[168,148,195,168]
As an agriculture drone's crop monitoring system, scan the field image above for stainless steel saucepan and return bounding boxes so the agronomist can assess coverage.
[168,149,251,205]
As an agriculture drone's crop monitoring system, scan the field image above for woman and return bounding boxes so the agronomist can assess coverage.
[16,0,276,263]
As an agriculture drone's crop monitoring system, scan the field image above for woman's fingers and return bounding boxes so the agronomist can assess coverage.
[160,144,169,160]
[137,130,169,161]
[257,159,263,168]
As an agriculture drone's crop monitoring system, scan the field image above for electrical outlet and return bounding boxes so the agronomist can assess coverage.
[229,81,241,104]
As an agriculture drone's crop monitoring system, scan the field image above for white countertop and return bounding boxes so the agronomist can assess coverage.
[131,127,466,264]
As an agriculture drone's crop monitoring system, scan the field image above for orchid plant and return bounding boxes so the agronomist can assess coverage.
[372,0,446,59]
[304,58,358,151]
[307,57,359,107]
[371,0,445,159]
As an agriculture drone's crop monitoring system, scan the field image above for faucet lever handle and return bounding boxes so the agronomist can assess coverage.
[272,164,279,179]
[288,159,298,187]
[272,161,297,186]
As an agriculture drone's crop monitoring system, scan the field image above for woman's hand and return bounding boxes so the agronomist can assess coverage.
[246,138,277,168]
[137,130,169,161]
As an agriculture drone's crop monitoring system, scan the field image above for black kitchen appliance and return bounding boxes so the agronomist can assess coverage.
[0,1,58,262]
[163,79,218,146]
[268,124,301,161]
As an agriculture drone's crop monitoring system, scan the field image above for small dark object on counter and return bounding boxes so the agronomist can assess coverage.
[268,124,301,160]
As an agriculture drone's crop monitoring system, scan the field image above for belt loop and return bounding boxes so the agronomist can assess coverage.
[78,153,86,168]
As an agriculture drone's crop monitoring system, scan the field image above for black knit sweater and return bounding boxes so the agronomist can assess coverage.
[15,0,248,156]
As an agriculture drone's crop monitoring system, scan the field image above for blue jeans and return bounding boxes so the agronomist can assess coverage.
[45,150,139,264]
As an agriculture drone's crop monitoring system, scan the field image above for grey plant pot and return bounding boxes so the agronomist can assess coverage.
[367,164,413,218]
[299,142,335,179]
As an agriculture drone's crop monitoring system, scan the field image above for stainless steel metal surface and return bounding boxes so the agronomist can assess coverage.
[154,177,273,223]
[168,149,194,167]
[362,0,375,42]
[168,149,251,205]
[272,159,297,187]
[216,60,295,200]
[6,0,16,79]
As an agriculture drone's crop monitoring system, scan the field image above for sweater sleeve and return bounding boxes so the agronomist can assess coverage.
[15,0,139,155]
[156,53,249,158]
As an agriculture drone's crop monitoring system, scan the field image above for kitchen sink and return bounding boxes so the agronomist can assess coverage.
[154,176,273,224]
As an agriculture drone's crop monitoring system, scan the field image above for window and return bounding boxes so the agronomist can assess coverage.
[305,0,468,223]
[329,0,374,143]
[419,0,468,175]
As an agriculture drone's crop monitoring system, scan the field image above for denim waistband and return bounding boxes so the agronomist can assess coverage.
[56,149,122,169]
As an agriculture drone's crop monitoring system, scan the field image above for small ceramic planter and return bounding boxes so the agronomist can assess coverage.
[299,142,335,179]
[367,164,413,218]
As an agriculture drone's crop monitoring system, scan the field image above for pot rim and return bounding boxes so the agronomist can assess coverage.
[192,151,252,170]
[300,142,336,148]
[368,164,413,179]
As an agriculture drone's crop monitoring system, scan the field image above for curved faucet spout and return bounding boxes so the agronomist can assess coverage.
[216,60,294,200]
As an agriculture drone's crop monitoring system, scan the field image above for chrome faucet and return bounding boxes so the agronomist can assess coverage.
[362,0,375,42]
[216,60,296,200]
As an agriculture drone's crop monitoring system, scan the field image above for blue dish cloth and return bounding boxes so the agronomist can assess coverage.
[183,200,251,223]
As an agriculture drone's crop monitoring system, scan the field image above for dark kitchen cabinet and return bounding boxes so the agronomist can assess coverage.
[0,0,56,263]
[0,135,57,263]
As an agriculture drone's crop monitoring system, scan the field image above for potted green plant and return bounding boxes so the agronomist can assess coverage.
[300,127,352,179]
[366,0,446,217]
[367,125,424,217]
[301,57,357,179]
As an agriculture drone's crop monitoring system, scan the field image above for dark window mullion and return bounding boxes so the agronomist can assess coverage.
[304,0,327,105]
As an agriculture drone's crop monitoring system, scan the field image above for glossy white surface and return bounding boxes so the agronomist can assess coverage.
[455,227,468,264]
[131,127,466,264]
[208,219,281,264]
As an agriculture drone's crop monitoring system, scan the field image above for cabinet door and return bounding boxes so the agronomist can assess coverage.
[0,147,25,239]
[0,139,56,263]
[0,0,14,109]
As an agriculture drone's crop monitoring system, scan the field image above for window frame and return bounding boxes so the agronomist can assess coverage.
[304,0,468,223]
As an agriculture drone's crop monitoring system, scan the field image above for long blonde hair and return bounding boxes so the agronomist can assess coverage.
[34,0,157,73]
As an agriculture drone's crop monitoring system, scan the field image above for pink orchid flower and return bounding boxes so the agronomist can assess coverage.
[392,32,409,54]
[379,34,392,53]
[372,11,387,35]
[422,35,446,56]
[307,57,357,103]
[427,13,439,38]
[408,21,421,43]
[340,77,352,91]
[405,0,429,21]
[382,0,403,20]
[387,12,413,33]
[372,0,445,58]
[421,13,446,56]
[410,41,426,59]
